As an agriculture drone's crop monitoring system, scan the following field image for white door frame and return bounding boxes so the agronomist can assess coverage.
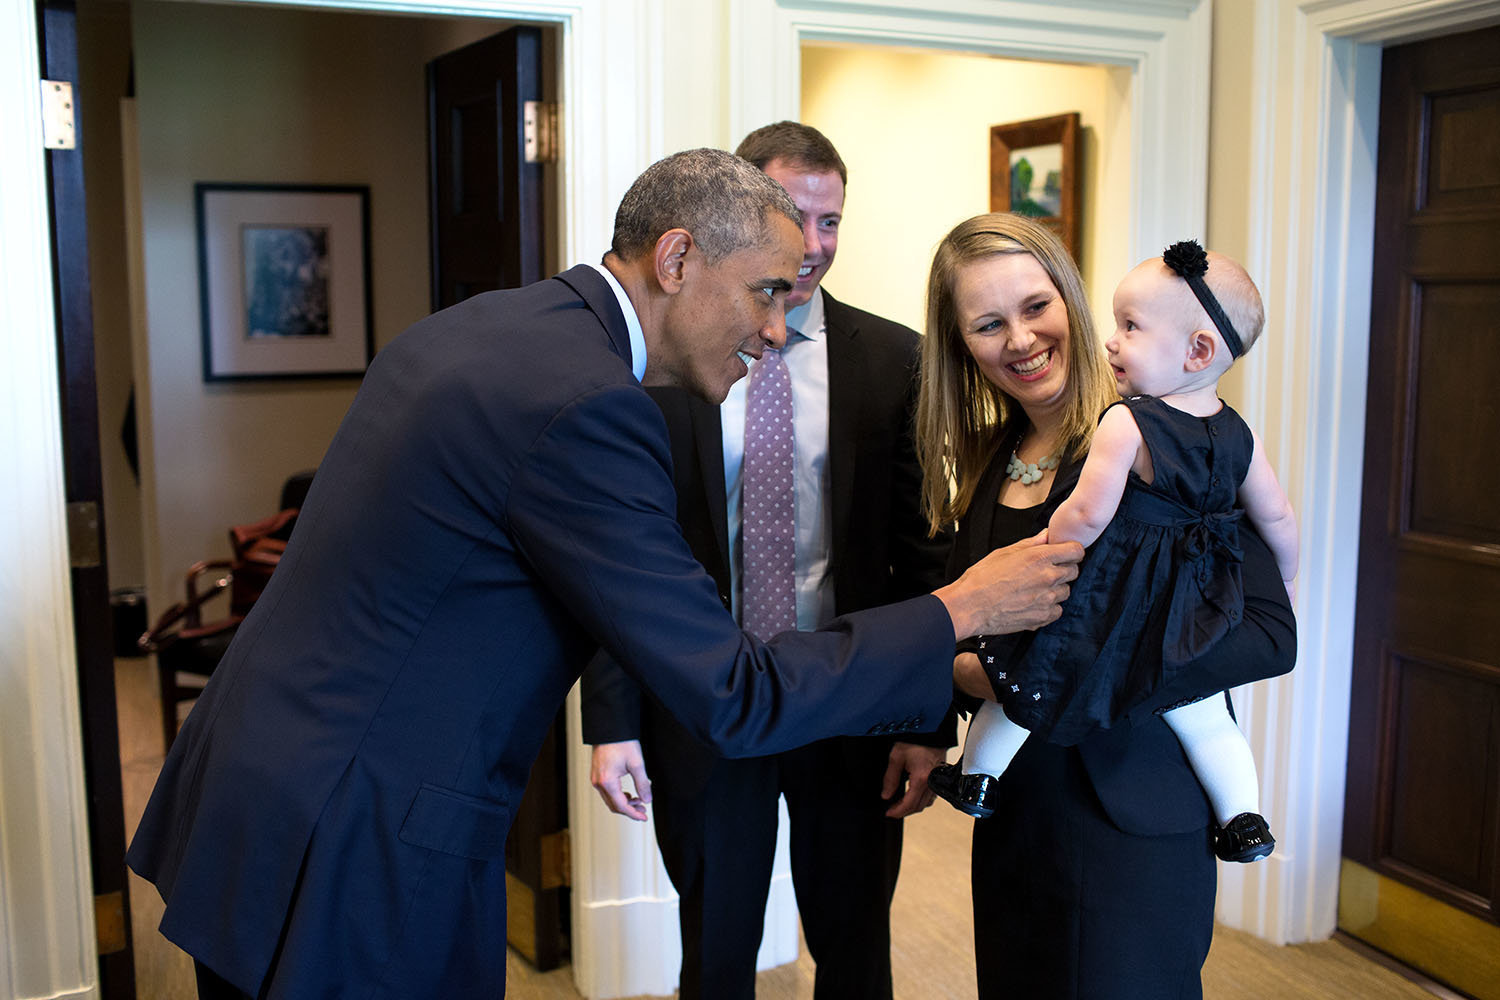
[730,0,1214,265]
[581,4,1220,993]
[630,3,1209,994]
[1,0,98,996]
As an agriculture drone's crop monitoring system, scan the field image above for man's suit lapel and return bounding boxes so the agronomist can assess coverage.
[823,292,861,569]
[554,264,634,369]
[688,398,732,584]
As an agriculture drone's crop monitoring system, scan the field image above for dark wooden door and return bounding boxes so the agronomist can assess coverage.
[427,25,568,972]
[37,1,136,996]
[427,24,545,309]
[1342,23,1500,995]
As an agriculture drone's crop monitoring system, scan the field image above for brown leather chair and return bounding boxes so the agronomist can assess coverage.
[139,508,298,749]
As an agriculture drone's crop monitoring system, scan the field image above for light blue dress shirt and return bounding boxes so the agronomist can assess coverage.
[588,261,647,382]
[721,289,834,631]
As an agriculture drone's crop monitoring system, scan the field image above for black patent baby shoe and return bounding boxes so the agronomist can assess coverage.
[928,762,1000,819]
[1213,812,1276,863]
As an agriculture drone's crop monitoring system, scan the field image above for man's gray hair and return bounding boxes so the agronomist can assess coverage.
[610,148,803,265]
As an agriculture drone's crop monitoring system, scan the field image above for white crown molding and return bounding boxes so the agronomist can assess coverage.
[775,0,1204,22]
[1305,0,1500,41]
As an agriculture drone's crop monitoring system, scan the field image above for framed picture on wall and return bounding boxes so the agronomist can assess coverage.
[989,113,1081,263]
[196,183,373,381]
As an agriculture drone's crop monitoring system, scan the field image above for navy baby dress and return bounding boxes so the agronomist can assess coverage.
[982,395,1253,746]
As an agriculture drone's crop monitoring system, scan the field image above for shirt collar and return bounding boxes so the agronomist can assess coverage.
[588,261,647,382]
[784,287,826,344]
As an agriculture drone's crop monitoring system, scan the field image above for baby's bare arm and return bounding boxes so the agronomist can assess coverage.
[1048,405,1141,548]
[1239,429,1299,593]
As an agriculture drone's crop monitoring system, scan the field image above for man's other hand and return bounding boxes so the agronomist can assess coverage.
[881,742,945,818]
[590,740,653,821]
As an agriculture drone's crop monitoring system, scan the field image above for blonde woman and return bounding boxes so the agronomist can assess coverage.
[916,214,1295,999]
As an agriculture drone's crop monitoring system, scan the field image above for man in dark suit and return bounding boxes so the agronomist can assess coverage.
[584,123,950,1000]
[126,148,1081,1000]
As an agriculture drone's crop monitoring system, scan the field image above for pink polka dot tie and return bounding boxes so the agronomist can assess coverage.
[742,347,796,640]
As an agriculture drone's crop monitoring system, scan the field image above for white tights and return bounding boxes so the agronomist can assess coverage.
[959,701,1029,778]
[960,693,1260,826]
[1162,694,1260,824]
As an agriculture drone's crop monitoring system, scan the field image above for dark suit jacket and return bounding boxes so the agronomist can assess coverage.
[580,292,953,793]
[125,268,956,999]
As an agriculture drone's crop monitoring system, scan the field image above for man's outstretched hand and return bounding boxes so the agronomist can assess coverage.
[934,530,1082,640]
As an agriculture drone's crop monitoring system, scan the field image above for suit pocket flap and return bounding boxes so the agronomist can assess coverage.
[398,783,512,860]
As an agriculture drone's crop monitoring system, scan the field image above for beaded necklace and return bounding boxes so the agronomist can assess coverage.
[1005,451,1058,485]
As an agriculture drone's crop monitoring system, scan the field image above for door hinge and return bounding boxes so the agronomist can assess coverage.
[67,501,101,569]
[95,891,127,954]
[40,79,76,150]
[523,100,558,164]
[539,828,570,889]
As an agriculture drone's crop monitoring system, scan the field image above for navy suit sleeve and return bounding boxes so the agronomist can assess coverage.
[506,383,956,757]
[580,650,642,745]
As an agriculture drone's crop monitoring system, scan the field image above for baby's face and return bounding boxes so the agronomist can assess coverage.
[1106,262,1197,397]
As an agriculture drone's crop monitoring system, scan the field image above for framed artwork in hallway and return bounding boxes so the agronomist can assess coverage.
[196,183,372,381]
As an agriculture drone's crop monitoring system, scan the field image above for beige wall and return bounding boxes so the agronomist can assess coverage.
[129,2,499,605]
[1206,0,1262,406]
[801,43,1132,337]
[662,0,730,151]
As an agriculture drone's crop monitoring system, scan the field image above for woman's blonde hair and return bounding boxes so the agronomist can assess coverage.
[916,213,1116,535]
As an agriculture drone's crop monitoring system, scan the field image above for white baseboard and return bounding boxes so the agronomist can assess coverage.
[575,893,683,999]
[19,986,98,1000]
[574,871,799,1000]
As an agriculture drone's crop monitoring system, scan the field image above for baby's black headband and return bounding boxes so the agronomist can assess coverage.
[1161,240,1244,358]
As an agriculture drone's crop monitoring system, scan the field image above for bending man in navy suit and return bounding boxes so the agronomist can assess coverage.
[127,148,1082,1000]
[585,122,951,1000]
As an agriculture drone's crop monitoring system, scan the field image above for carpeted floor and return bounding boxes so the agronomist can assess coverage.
[118,656,1457,999]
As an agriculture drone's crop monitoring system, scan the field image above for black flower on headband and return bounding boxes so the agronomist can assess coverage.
[1162,240,1209,280]
[1160,239,1245,358]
